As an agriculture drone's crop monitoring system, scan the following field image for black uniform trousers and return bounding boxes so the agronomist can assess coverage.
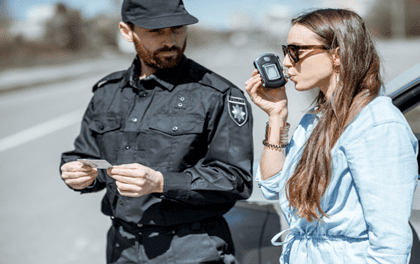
[107,216,236,264]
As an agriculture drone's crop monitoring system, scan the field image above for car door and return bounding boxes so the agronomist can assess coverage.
[386,62,420,264]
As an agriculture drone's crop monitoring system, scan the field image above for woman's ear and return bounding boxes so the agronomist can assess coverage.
[119,22,134,43]
[332,47,340,67]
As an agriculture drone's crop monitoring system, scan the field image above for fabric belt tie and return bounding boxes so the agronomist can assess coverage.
[271,228,369,264]
[271,228,293,264]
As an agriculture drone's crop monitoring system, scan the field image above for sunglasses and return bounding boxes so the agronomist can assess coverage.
[282,44,326,63]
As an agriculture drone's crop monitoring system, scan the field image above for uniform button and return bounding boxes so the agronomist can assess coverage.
[172,126,178,132]
[142,93,147,97]
[125,146,130,150]
[119,201,123,205]
[180,97,185,101]
[99,124,105,130]
[178,103,183,107]
[111,216,115,220]
[131,117,138,123]
[137,224,143,228]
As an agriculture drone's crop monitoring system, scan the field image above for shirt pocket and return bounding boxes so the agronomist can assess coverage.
[147,114,205,170]
[88,113,122,163]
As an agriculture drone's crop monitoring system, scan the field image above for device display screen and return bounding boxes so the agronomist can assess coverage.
[263,64,280,80]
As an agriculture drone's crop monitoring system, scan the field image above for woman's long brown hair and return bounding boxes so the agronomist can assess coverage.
[285,9,382,222]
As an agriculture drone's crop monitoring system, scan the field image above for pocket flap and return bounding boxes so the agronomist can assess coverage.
[89,113,122,134]
[149,114,204,135]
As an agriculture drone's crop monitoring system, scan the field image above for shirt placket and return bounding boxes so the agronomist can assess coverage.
[119,82,155,165]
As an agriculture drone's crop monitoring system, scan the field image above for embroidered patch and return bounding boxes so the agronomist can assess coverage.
[228,96,248,126]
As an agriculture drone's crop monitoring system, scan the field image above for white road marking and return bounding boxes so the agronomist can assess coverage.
[0,109,84,153]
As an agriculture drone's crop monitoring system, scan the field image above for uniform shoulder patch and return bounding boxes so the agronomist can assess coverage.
[92,70,125,92]
[228,96,248,126]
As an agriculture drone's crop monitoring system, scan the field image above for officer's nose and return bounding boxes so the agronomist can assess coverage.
[161,28,176,46]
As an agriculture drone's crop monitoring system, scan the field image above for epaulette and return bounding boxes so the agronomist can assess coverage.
[185,59,230,93]
[198,71,233,93]
[92,70,125,92]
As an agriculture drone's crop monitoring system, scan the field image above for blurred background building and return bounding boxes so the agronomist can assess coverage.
[0,0,419,71]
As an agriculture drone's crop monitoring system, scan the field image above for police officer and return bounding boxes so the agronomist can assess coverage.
[60,0,253,263]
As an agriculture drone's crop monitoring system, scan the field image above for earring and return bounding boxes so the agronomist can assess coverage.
[334,64,340,84]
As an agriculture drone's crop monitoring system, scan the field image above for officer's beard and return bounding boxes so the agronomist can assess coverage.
[134,39,187,70]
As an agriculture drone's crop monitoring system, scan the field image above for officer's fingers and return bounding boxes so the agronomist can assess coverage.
[116,181,142,197]
[61,162,92,173]
[108,169,135,179]
[112,163,142,170]
[115,181,137,191]
[108,167,130,177]
[117,190,142,197]
[109,167,146,178]
[123,163,144,169]
[65,176,94,189]
[112,175,131,184]
[62,170,97,180]
[113,175,146,188]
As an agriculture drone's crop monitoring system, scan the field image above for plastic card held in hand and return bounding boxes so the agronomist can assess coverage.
[78,159,113,169]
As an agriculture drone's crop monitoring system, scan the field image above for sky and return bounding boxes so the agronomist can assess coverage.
[4,0,323,29]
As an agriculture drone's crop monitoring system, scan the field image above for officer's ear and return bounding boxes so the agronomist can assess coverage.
[119,22,134,43]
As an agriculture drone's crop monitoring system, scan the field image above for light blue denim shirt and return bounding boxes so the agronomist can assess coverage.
[256,96,418,264]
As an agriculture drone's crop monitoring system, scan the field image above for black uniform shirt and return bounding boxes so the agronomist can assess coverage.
[61,55,254,226]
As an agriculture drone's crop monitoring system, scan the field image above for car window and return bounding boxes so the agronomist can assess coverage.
[405,105,420,134]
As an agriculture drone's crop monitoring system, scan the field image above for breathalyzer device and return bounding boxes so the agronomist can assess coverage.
[253,53,286,88]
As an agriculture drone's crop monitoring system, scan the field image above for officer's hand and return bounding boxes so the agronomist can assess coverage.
[107,164,164,197]
[245,69,288,119]
[61,161,98,189]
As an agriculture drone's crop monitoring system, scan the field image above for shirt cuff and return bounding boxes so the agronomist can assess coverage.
[255,165,281,200]
[86,178,97,189]
[161,171,192,201]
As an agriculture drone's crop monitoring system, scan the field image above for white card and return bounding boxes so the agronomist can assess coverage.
[78,159,113,169]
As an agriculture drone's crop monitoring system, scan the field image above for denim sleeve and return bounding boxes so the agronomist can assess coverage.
[346,122,418,264]
[255,165,281,200]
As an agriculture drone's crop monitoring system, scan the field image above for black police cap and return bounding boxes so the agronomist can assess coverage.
[121,0,199,29]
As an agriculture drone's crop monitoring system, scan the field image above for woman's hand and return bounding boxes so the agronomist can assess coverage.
[245,69,288,120]
[245,70,289,180]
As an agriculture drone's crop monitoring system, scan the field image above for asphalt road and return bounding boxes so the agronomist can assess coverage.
[1,38,420,264]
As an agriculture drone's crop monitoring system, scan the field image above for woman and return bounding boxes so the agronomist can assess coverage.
[245,8,418,264]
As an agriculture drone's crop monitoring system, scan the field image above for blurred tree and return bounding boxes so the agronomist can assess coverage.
[0,0,10,26]
[390,0,406,38]
[366,0,420,38]
[88,13,119,49]
[406,0,420,37]
[45,3,87,51]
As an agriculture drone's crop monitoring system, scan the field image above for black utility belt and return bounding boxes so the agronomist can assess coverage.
[111,216,205,235]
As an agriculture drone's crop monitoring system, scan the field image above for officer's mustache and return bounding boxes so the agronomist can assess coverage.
[155,46,182,55]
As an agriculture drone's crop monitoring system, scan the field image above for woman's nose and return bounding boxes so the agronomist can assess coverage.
[282,54,293,68]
